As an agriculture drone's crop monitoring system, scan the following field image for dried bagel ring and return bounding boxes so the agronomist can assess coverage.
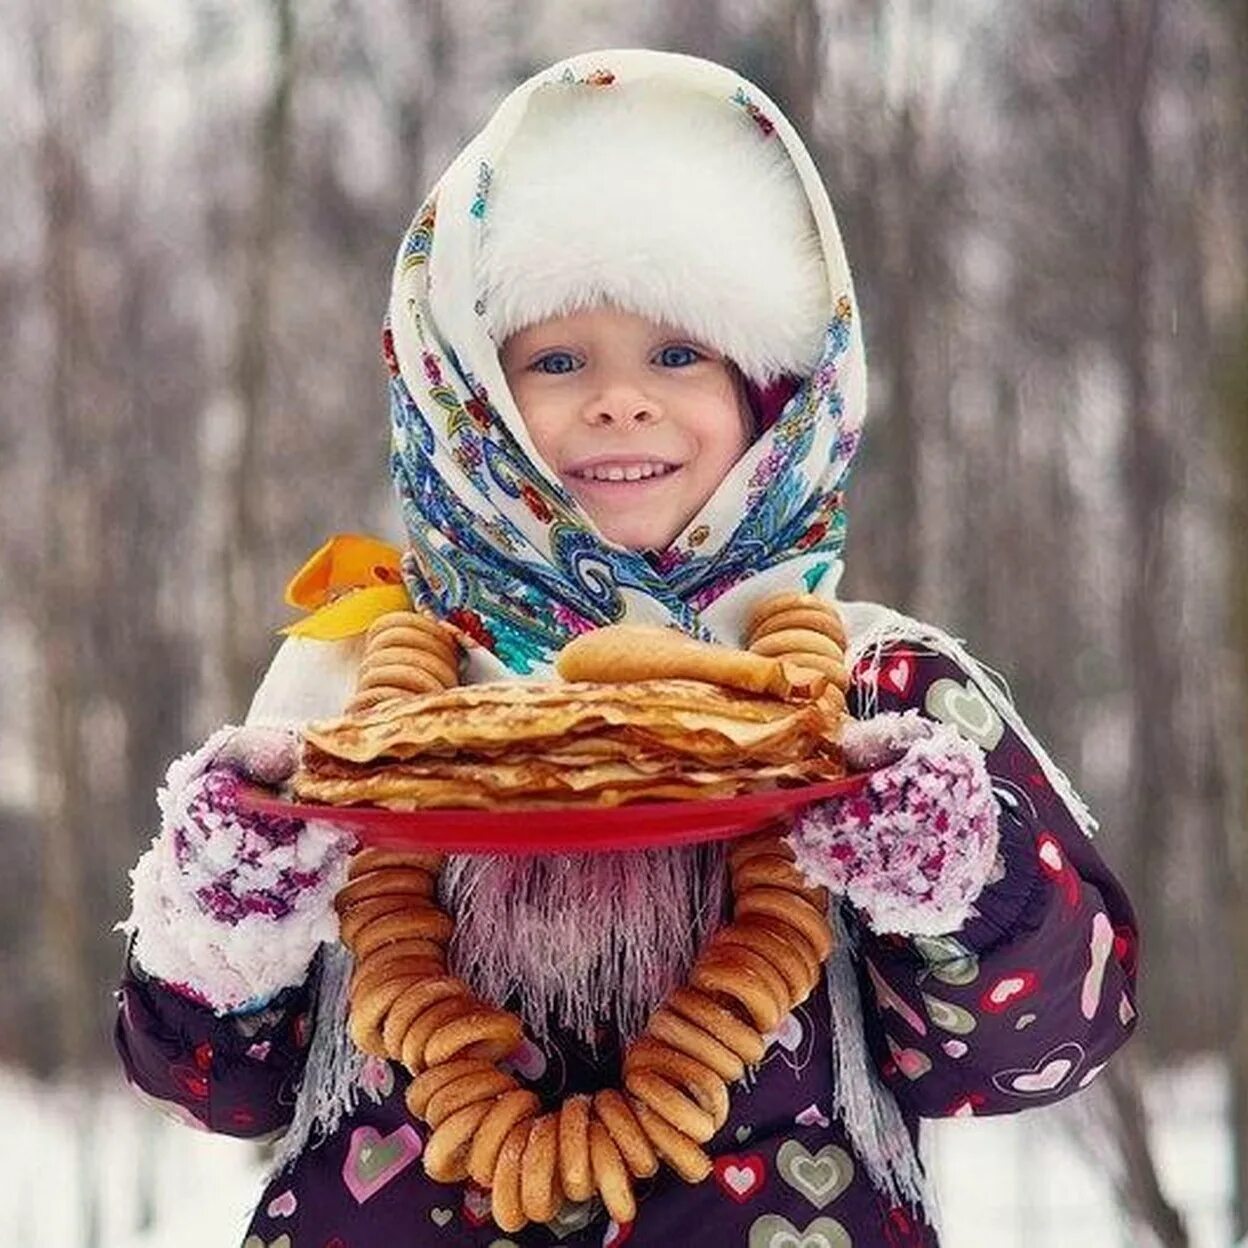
[400,994,480,1073]
[349,847,447,878]
[646,1008,744,1083]
[349,957,446,1006]
[663,986,766,1064]
[491,1119,533,1233]
[351,933,447,966]
[775,650,850,688]
[727,830,796,872]
[338,894,432,946]
[356,663,446,697]
[348,976,424,1057]
[424,1099,494,1183]
[405,1057,495,1119]
[365,610,448,641]
[628,1097,713,1183]
[733,887,834,960]
[352,956,447,997]
[358,634,456,666]
[359,646,458,690]
[747,592,846,642]
[710,923,815,1002]
[689,952,786,1033]
[592,1089,659,1179]
[732,915,821,981]
[351,905,455,957]
[366,649,459,690]
[468,1089,540,1188]
[558,1094,594,1202]
[624,1037,729,1129]
[749,628,845,661]
[345,688,413,715]
[623,1068,715,1143]
[812,681,849,714]
[750,605,847,646]
[589,1119,636,1224]
[520,1112,563,1223]
[731,853,824,902]
[700,937,798,1011]
[425,1069,518,1129]
[364,621,457,656]
[381,976,471,1058]
[335,868,437,908]
[368,618,454,651]
[424,1008,525,1066]
[350,939,446,982]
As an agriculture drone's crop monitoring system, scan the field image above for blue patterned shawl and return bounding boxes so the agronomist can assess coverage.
[384,50,867,680]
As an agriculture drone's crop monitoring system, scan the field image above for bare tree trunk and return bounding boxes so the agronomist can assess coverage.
[1103,1057,1190,1248]
[30,9,108,1246]
[1220,6,1248,1236]
[1114,0,1174,1019]
[30,0,99,1085]
[777,0,821,140]
[1103,2,1189,1241]
[1218,299,1248,1238]
[882,99,923,610]
[659,0,726,65]
[221,0,298,712]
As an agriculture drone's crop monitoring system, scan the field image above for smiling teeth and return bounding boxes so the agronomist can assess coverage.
[577,463,672,482]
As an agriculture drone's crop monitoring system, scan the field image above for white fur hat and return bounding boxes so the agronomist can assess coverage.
[476,80,830,384]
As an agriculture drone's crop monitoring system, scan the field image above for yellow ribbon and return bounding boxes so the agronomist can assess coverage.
[280,533,411,640]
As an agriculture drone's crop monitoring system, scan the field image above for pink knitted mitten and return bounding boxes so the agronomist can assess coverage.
[122,725,356,1012]
[789,711,1000,936]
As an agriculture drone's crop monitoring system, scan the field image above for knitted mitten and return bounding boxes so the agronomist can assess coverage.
[789,711,999,936]
[122,725,355,1012]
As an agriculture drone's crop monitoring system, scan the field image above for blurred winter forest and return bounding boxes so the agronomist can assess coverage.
[1,0,1245,1244]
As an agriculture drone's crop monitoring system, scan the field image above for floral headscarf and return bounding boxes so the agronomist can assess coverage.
[385,49,866,679]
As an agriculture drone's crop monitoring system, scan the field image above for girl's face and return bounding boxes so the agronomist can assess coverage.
[500,306,752,551]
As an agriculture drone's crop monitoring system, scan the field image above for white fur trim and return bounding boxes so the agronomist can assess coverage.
[122,822,348,1013]
[477,81,830,383]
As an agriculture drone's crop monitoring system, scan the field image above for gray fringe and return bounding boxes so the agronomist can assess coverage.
[270,941,366,1175]
[824,907,934,1221]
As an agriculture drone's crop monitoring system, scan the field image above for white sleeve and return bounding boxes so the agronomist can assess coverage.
[245,634,367,728]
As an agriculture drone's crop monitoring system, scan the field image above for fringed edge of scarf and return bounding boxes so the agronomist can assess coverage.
[840,600,1097,838]
[270,942,368,1175]
[824,907,935,1225]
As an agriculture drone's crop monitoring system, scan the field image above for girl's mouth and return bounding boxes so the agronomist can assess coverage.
[566,461,680,484]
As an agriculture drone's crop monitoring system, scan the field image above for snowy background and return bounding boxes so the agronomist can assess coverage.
[0,1061,1232,1247]
[3,0,1246,1244]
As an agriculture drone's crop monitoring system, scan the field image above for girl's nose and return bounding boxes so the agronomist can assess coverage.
[583,384,660,427]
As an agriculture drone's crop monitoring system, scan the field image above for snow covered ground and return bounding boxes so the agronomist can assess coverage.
[0,1059,1231,1247]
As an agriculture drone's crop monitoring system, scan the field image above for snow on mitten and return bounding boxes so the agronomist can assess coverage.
[122,725,355,1012]
[788,711,999,936]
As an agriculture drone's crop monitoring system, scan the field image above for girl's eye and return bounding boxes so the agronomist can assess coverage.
[531,351,580,375]
[655,344,702,368]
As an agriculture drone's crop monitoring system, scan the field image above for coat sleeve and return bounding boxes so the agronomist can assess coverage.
[843,643,1139,1118]
[114,940,318,1138]
[116,632,364,1133]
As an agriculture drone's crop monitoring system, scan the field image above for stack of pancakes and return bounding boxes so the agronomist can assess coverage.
[293,625,846,810]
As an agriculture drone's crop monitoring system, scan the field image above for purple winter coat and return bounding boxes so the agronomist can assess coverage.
[115,645,1139,1246]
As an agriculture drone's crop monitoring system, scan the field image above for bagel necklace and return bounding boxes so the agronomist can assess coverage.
[337,830,835,1234]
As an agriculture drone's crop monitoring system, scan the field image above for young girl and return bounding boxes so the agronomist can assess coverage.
[116,50,1138,1247]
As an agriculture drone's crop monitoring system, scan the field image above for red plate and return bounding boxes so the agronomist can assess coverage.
[237,773,868,854]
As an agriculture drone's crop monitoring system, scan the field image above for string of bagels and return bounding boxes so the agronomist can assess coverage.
[332,594,852,1233]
